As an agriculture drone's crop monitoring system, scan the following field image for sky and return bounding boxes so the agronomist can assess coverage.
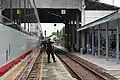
[41,23,65,37]
[40,0,120,37]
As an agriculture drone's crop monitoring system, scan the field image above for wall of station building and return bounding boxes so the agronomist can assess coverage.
[0,23,39,67]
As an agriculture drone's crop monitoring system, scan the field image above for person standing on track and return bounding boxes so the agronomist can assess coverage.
[46,38,56,63]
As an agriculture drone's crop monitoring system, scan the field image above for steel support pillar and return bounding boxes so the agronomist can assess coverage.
[81,0,85,52]
[68,21,70,44]
[18,0,21,25]
[68,21,70,43]
[87,31,90,54]
[76,12,80,52]
[92,27,94,55]
[65,23,68,48]
[67,21,71,52]
[69,21,72,47]
[98,25,100,57]
[72,20,76,52]
[81,31,85,49]
[28,0,30,32]
[10,0,13,20]
[106,23,109,61]
[67,23,69,46]
[65,23,67,47]
[116,19,119,63]
[24,0,26,30]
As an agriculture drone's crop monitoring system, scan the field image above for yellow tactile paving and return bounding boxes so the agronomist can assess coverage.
[107,70,120,80]
[114,75,120,78]
[39,52,44,80]
[4,61,26,80]
[3,53,33,80]
[108,71,120,75]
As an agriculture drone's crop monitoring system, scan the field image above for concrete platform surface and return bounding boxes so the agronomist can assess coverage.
[42,52,76,80]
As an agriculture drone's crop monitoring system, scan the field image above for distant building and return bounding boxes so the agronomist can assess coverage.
[30,23,39,36]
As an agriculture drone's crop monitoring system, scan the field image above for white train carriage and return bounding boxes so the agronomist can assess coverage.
[0,15,40,76]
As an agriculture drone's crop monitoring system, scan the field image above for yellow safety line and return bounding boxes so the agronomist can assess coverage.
[39,52,44,80]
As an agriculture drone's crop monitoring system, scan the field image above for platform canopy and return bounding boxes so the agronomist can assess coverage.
[1,0,120,23]
[77,10,120,31]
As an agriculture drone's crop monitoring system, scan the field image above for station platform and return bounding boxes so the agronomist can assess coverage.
[73,53,120,80]
[42,52,76,80]
[1,48,76,80]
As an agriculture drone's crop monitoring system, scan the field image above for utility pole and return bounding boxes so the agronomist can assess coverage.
[112,0,114,5]
[44,30,46,38]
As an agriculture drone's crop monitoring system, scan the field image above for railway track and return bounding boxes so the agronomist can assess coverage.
[55,50,112,80]
[26,53,42,80]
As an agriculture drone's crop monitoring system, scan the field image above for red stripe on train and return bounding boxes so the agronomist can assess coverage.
[0,50,32,77]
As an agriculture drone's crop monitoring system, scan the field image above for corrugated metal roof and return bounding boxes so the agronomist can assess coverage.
[77,10,120,31]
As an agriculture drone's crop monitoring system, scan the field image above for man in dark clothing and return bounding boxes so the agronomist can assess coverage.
[46,38,56,63]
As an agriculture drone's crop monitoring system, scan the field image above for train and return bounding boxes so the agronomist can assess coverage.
[0,15,40,72]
